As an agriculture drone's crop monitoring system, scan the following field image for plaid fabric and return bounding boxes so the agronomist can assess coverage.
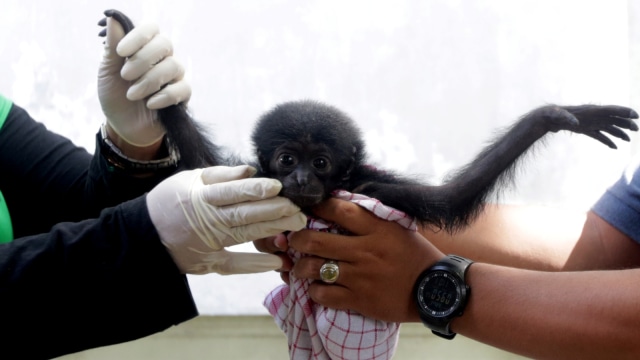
[264,190,417,359]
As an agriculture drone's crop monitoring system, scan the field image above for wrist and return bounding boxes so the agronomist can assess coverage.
[100,123,180,176]
[414,254,474,339]
[105,122,163,161]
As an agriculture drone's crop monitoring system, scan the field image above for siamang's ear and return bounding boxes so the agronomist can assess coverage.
[341,146,357,181]
[256,150,268,174]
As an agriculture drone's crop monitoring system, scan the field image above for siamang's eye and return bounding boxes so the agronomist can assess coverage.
[278,154,296,166]
[313,157,329,169]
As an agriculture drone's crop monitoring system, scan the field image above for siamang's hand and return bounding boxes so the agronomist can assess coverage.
[535,105,639,149]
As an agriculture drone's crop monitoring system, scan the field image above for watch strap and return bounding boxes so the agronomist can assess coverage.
[100,123,180,174]
[438,254,473,280]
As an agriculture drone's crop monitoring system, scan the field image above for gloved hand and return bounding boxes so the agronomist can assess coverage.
[98,11,191,146]
[147,165,308,275]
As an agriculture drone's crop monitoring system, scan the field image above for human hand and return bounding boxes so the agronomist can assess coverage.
[253,233,294,283]
[288,198,444,323]
[147,165,307,275]
[98,9,191,147]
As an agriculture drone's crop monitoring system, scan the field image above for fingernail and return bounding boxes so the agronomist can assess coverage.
[246,166,258,177]
[274,233,286,250]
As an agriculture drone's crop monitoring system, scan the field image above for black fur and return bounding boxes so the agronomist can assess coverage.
[101,9,223,169]
[251,100,638,232]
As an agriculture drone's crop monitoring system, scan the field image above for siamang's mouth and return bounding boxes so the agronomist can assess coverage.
[282,191,324,209]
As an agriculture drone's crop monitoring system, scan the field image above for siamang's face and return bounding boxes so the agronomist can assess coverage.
[267,141,340,209]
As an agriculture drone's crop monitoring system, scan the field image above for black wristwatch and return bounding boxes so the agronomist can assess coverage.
[99,123,180,174]
[414,254,473,340]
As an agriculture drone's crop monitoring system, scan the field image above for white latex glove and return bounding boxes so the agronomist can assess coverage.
[98,11,192,146]
[147,165,308,275]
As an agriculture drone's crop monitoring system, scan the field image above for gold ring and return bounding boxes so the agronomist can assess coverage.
[319,260,340,284]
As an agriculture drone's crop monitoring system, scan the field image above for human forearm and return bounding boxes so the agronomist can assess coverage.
[86,129,180,211]
[422,204,640,271]
[0,103,96,236]
[0,196,197,358]
[454,264,640,359]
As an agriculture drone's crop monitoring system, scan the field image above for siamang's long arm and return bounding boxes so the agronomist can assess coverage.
[99,9,222,169]
[359,105,638,232]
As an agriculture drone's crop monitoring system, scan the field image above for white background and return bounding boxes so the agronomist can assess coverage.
[1,0,639,315]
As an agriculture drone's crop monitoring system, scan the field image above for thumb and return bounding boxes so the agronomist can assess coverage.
[218,251,284,275]
[184,250,283,275]
[101,14,127,71]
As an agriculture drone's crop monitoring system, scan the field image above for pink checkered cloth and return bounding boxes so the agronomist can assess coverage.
[263,190,417,360]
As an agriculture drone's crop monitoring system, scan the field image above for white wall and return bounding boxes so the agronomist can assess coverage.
[1,0,637,316]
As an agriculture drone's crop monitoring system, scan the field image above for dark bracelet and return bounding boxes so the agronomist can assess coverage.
[100,123,180,174]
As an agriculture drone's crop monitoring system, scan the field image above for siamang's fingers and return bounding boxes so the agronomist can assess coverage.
[104,9,136,34]
[599,114,639,131]
[98,17,107,37]
[618,106,640,119]
[586,132,617,149]
[609,116,640,131]
[601,125,631,142]
[583,105,639,120]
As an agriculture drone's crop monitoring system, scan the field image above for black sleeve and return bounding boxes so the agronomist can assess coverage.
[0,102,178,238]
[0,196,198,359]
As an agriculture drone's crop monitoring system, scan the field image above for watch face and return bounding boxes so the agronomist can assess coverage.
[416,270,464,317]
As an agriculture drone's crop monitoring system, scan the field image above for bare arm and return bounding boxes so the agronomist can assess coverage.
[288,199,640,359]
[458,262,640,359]
[423,204,640,271]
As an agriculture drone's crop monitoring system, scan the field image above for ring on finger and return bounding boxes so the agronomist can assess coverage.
[319,260,340,284]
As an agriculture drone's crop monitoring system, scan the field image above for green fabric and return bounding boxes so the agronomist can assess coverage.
[0,94,11,130]
[0,94,14,243]
[0,191,11,243]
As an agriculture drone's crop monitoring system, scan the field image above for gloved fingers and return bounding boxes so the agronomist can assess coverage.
[146,78,192,109]
[203,177,284,206]
[219,196,305,228]
[224,213,307,245]
[120,29,173,81]
[116,22,160,57]
[185,250,283,275]
[200,165,258,185]
[126,55,185,101]
[220,251,284,275]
